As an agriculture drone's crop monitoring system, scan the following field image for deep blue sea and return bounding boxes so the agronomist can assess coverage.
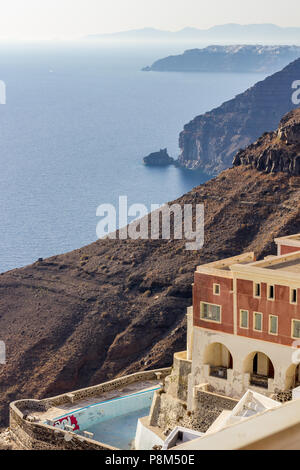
[0,41,266,272]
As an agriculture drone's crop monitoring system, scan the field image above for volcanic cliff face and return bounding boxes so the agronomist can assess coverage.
[0,163,300,427]
[233,108,300,175]
[178,58,300,174]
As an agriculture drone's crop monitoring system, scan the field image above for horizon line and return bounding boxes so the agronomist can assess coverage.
[0,22,300,42]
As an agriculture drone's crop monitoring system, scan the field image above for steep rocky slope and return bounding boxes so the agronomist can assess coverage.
[0,163,300,427]
[178,58,300,174]
[233,108,300,175]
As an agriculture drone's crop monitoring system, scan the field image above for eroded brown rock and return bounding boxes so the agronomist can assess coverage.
[233,108,300,176]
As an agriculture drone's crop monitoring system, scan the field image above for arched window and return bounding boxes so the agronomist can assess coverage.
[286,363,300,390]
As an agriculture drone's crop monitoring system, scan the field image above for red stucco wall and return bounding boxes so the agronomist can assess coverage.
[280,244,300,256]
[193,271,300,347]
[236,279,300,346]
[193,273,234,334]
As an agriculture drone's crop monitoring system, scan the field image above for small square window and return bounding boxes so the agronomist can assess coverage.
[254,312,263,332]
[291,289,298,305]
[269,315,278,335]
[213,284,220,295]
[254,283,261,298]
[292,319,300,339]
[240,310,249,329]
[268,285,275,300]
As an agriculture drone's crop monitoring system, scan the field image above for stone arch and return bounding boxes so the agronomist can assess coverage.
[204,342,233,380]
[285,363,300,390]
[244,351,275,389]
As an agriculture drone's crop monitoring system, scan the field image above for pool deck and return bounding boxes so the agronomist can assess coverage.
[30,379,161,423]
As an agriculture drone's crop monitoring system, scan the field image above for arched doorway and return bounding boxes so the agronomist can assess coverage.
[244,352,274,389]
[295,364,300,388]
[286,363,300,390]
[204,343,233,380]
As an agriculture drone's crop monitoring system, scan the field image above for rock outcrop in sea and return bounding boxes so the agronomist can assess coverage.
[143,148,175,166]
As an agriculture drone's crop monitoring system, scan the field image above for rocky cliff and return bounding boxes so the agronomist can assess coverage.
[178,58,300,174]
[143,45,300,74]
[233,108,300,175]
[0,162,300,427]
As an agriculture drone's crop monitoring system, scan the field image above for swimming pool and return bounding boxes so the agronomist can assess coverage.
[51,387,160,449]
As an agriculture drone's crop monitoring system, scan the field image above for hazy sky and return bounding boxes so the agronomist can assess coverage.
[1,0,300,40]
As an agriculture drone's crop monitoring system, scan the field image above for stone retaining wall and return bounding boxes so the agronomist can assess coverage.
[149,385,238,435]
[192,389,238,432]
[46,368,171,407]
[164,352,192,402]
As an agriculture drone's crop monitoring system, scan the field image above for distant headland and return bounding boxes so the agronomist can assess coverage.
[142,45,300,74]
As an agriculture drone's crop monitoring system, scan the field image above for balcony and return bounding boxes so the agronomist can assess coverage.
[210,366,228,380]
[250,373,268,389]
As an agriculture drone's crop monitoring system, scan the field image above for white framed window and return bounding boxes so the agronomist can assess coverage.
[290,288,298,305]
[254,282,261,298]
[292,319,300,339]
[269,315,278,335]
[213,283,220,296]
[253,312,263,332]
[200,302,222,324]
[267,284,275,301]
[240,310,249,329]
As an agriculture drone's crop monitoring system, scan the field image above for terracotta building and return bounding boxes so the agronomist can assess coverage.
[186,233,300,403]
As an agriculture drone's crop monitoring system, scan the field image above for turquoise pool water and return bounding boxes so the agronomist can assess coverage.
[52,387,159,449]
[86,407,150,450]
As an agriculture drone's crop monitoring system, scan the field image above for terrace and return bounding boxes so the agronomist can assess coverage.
[230,250,300,281]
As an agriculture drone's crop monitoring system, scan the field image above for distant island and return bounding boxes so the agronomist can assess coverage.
[142,45,300,74]
[86,24,300,44]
